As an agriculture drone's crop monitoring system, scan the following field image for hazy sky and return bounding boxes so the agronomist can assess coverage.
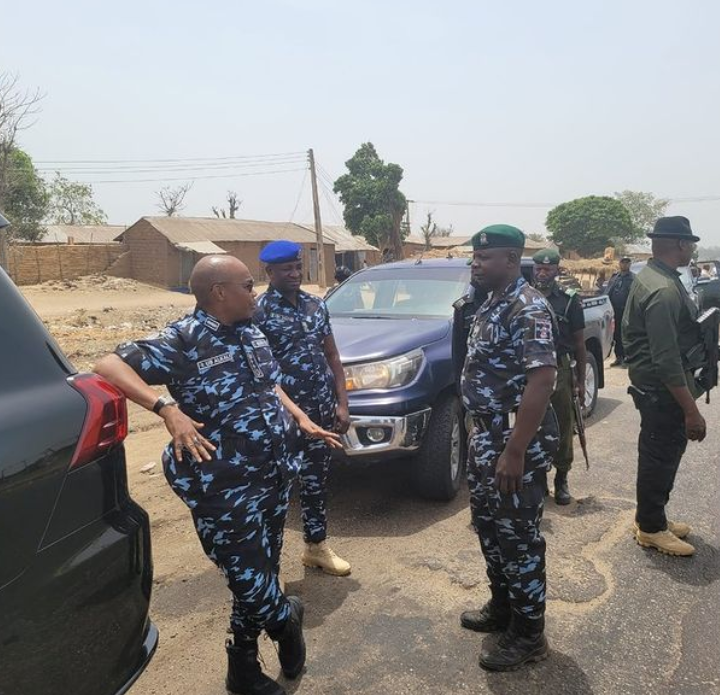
[4,1,720,246]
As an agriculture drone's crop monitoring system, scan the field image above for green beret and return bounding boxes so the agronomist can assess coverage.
[532,249,561,265]
[471,224,525,250]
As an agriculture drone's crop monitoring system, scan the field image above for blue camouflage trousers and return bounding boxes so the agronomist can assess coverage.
[467,407,559,624]
[298,434,331,544]
[163,447,293,640]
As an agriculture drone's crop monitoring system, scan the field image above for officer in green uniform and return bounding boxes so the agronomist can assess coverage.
[622,216,707,557]
[532,249,587,505]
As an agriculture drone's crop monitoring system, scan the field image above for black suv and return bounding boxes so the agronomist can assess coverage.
[0,264,157,694]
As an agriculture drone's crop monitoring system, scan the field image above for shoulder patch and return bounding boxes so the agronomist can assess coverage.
[534,318,554,341]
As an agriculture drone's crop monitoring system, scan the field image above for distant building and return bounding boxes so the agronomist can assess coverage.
[37,225,126,244]
[116,217,339,289]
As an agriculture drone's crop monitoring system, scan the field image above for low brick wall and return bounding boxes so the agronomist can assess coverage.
[7,243,128,286]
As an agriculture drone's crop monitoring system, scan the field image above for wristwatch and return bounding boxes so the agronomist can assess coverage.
[152,396,178,415]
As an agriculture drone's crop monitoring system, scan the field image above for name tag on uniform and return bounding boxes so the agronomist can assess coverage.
[197,352,233,373]
[252,338,269,348]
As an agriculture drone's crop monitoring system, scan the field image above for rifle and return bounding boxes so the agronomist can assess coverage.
[569,360,590,470]
[685,307,720,404]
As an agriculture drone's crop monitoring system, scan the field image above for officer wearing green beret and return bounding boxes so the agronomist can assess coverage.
[532,249,587,505]
[460,225,558,671]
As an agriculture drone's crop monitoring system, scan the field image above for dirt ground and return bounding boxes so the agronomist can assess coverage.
[22,277,709,695]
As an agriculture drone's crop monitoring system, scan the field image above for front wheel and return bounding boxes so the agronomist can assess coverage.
[583,352,599,418]
[412,394,466,501]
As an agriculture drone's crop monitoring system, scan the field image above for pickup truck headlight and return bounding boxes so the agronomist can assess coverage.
[344,349,424,391]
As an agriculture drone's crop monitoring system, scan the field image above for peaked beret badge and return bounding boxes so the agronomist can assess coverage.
[543,255,551,264]
[479,233,488,245]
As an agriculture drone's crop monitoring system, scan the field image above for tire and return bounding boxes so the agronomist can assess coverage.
[412,394,466,501]
[583,351,599,418]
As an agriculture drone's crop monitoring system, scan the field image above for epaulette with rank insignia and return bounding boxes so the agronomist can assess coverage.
[453,294,472,311]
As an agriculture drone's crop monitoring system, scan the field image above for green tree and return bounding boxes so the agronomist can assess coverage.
[3,147,48,242]
[333,142,407,260]
[546,195,634,258]
[526,232,547,243]
[47,172,107,225]
[614,190,669,240]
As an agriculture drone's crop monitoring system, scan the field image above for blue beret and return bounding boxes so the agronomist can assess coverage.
[259,240,302,264]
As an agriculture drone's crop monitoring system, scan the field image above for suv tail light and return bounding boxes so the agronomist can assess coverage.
[68,374,128,469]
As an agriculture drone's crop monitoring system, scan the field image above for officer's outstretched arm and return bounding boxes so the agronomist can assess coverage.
[275,386,343,449]
[94,354,216,463]
[495,366,556,494]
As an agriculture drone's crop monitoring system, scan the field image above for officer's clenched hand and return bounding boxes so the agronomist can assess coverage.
[334,404,351,435]
[495,448,525,494]
[161,407,216,462]
[298,417,343,449]
[575,383,586,405]
[685,410,707,442]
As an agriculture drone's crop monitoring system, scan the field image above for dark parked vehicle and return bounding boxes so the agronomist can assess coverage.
[326,258,613,501]
[0,265,157,695]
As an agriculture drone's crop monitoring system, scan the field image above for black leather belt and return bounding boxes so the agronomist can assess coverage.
[472,411,516,431]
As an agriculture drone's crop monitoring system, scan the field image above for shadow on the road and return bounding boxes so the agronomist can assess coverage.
[284,573,362,630]
[285,458,470,539]
[645,537,720,587]
[482,636,595,694]
[585,396,623,429]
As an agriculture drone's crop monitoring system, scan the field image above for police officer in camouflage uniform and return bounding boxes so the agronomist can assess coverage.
[452,276,488,388]
[532,249,587,505]
[94,255,340,695]
[255,241,352,577]
[459,225,559,671]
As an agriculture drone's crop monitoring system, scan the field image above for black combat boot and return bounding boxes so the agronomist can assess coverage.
[479,614,549,671]
[554,471,571,505]
[225,637,286,695]
[460,587,511,633]
[266,596,306,679]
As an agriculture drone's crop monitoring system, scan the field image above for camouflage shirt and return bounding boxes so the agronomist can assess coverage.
[115,308,299,503]
[255,287,336,424]
[461,276,558,414]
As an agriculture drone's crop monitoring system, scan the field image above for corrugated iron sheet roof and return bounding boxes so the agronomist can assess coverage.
[296,223,377,252]
[38,225,126,244]
[175,240,228,255]
[137,217,328,245]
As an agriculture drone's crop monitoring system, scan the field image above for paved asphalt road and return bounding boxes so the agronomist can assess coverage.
[128,373,720,695]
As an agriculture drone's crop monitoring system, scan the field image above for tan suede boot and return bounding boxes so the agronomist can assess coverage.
[635,529,695,556]
[301,541,351,576]
[633,520,692,539]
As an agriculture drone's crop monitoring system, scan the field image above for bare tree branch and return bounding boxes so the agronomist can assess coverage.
[156,182,192,216]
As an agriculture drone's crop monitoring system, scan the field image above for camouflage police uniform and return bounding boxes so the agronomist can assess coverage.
[255,287,336,544]
[462,276,559,627]
[115,308,300,640]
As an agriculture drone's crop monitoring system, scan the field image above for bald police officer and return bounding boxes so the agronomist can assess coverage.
[255,240,352,576]
[532,249,586,505]
[94,255,341,695]
[460,225,559,671]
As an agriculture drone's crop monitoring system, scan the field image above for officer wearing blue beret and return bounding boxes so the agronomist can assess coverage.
[95,255,341,694]
[255,240,352,576]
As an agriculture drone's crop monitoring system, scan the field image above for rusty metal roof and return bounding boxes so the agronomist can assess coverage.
[134,217,329,245]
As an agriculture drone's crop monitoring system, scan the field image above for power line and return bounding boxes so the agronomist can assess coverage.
[289,169,309,222]
[34,150,307,165]
[76,166,307,185]
[34,159,306,176]
[316,175,345,226]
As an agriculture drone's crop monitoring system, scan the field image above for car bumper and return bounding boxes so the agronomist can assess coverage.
[340,408,432,457]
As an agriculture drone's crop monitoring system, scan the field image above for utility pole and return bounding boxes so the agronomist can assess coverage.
[307,148,326,288]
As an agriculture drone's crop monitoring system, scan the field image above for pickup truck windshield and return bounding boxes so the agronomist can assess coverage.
[326,266,469,319]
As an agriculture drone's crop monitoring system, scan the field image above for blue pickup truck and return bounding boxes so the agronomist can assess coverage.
[325,258,614,501]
